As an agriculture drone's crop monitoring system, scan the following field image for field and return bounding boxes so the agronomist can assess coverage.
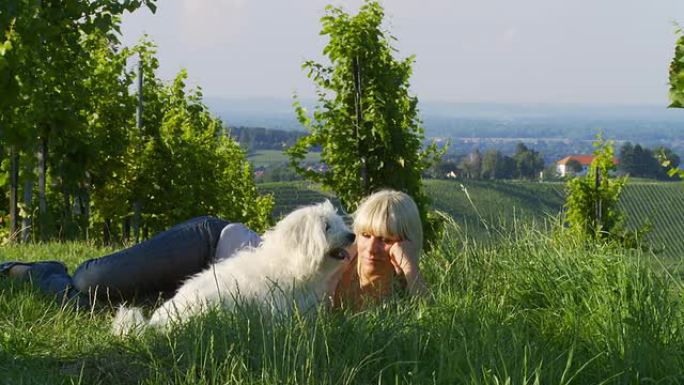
[620,182,684,258]
[425,180,565,237]
[258,181,342,219]
[247,150,321,168]
[4,178,684,384]
[260,179,684,259]
[3,224,684,384]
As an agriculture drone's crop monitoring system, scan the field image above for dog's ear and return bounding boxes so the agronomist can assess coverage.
[275,206,328,272]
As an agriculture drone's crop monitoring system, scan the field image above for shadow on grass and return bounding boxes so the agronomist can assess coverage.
[0,347,149,385]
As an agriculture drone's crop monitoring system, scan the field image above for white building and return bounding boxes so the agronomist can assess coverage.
[556,155,619,177]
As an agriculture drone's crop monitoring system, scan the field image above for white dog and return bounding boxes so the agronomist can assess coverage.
[113,200,355,335]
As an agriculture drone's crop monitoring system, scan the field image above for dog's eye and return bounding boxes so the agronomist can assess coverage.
[325,223,331,232]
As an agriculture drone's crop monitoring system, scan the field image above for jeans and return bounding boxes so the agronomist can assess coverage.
[25,216,229,305]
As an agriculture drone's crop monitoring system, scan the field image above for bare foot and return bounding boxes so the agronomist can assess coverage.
[8,265,30,279]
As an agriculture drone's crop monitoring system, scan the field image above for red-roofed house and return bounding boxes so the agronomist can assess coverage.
[556,155,619,177]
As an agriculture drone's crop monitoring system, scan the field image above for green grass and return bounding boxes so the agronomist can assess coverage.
[619,182,684,258]
[247,150,321,168]
[2,223,684,384]
[425,179,565,236]
[258,181,342,219]
[427,179,684,260]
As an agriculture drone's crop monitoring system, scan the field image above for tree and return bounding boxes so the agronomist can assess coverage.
[631,144,649,176]
[459,149,482,179]
[564,136,627,241]
[100,41,274,238]
[655,146,680,169]
[84,33,139,242]
[1,10,273,243]
[425,156,459,179]
[121,53,274,236]
[619,142,677,180]
[287,0,442,240]
[654,146,680,180]
[666,26,684,179]
[618,142,636,175]
[513,143,544,180]
[480,149,516,179]
[480,149,499,180]
[669,25,684,109]
[0,0,157,242]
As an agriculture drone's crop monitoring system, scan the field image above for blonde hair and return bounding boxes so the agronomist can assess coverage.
[353,189,423,252]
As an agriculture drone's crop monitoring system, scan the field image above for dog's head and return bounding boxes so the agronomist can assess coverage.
[264,200,355,280]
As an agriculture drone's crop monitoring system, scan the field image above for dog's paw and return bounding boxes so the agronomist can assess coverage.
[112,305,147,337]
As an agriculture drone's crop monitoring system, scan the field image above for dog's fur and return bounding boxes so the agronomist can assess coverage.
[113,201,354,335]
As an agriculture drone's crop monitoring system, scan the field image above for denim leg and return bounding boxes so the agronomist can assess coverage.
[20,262,77,301]
[5,261,88,308]
[72,216,230,303]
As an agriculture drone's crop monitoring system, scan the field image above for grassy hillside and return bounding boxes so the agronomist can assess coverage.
[620,182,684,258]
[258,179,684,259]
[258,181,342,219]
[426,179,684,259]
[3,224,684,384]
[425,180,565,236]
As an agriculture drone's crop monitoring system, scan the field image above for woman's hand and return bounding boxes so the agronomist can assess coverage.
[389,240,427,296]
[388,240,419,275]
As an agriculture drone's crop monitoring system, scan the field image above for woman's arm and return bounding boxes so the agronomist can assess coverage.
[389,241,428,296]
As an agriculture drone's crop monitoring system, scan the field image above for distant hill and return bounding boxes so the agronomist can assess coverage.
[211,98,684,161]
[207,97,684,143]
[207,97,304,131]
[420,102,684,140]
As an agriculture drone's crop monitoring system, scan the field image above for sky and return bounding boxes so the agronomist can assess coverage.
[120,0,684,106]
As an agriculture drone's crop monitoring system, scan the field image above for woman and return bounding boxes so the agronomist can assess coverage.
[1,189,426,309]
[333,189,427,309]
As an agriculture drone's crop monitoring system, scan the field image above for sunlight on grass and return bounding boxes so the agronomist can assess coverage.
[1,223,683,384]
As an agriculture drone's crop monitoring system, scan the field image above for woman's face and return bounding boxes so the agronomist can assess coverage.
[356,231,400,273]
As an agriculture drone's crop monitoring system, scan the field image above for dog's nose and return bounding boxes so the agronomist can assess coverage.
[346,232,355,243]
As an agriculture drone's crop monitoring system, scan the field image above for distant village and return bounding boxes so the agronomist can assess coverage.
[229,126,681,183]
